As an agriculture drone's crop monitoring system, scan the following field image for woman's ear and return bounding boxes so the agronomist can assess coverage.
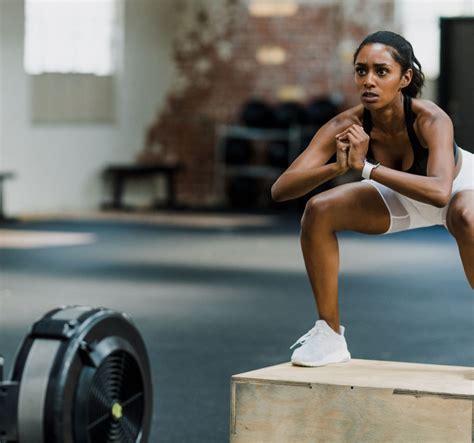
[400,68,413,88]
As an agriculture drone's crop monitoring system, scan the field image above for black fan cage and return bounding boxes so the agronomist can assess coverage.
[87,350,145,442]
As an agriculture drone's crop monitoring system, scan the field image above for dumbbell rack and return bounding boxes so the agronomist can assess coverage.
[214,125,303,208]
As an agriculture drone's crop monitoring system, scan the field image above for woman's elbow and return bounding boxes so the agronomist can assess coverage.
[271,180,287,202]
[431,189,451,208]
[271,184,283,202]
[432,196,450,208]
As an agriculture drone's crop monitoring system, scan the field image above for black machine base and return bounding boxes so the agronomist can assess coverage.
[0,306,153,443]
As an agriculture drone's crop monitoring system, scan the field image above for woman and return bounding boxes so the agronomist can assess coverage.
[271,31,473,367]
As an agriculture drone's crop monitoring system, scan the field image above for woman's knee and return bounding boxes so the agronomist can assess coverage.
[447,203,474,241]
[301,194,336,233]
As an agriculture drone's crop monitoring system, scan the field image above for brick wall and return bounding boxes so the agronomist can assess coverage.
[150,0,395,207]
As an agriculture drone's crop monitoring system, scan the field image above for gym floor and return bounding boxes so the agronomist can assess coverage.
[0,213,472,442]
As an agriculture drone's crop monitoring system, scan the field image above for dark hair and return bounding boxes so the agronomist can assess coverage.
[353,31,425,98]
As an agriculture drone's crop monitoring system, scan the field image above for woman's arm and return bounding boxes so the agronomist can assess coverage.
[350,111,456,207]
[271,112,359,202]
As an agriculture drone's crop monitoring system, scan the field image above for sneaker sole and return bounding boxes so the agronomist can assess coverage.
[291,351,351,368]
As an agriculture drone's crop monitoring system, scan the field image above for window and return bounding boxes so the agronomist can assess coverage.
[397,0,474,78]
[24,0,123,122]
[24,0,121,76]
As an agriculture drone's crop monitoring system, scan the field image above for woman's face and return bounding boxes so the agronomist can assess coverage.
[354,43,412,109]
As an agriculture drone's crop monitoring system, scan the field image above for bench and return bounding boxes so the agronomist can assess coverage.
[231,359,473,442]
[0,172,15,221]
[102,163,181,210]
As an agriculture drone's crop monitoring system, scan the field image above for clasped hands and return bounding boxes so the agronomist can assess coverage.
[335,124,369,174]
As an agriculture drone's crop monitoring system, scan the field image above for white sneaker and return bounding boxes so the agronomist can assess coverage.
[290,320,351,367]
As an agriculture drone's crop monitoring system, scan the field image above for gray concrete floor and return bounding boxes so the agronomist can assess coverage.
[0,216,472,442]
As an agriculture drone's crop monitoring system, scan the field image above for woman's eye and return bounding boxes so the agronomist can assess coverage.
[377,69,388,76]
[355,68,365,75]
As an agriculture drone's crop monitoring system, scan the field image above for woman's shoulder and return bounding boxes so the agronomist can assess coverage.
[411,97,454,146]
[411,97,452,125]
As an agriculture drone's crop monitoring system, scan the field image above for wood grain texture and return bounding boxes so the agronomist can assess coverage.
[233,359,474,396]
[230,359,474,442]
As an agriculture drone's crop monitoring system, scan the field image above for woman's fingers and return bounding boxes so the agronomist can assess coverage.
[346,127,369,146]
[336,124,365,139]
[347,126,365,138]
[336,138,350,148]
[336,124,368,173]
[335,128,351,138]
[335,126,353,138]
[346,131,359,143]
[336,140,350,172]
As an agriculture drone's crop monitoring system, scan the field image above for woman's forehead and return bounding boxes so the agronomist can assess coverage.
[355,43,396,64]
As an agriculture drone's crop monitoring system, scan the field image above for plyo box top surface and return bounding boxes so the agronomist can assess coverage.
[232,359,474,397]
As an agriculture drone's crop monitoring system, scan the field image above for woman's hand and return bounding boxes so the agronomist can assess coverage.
[335,136,350,175]
[336,124,370,172]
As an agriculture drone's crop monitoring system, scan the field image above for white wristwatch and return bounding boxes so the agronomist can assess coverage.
[361,160,381,179]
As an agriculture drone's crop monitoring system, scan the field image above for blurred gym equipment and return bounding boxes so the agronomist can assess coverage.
[273,101,308,129]
[224,137,253,165]
[266,140,290,168]
[0,306,153,443]
[239,99,275,128]
[227,176,260,209]
[306,97,339,128]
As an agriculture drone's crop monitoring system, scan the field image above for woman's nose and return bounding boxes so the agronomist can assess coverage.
[364,72,375,87]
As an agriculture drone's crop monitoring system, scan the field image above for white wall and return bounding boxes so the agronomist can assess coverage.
[0,0,178,214]
[395,0,474,103]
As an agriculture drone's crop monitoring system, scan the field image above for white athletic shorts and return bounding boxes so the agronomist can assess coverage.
[364,147,474,234]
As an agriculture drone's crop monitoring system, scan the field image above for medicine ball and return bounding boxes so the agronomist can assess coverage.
[266,141,289,168]
[273,102,308,129]
[239,100,275,128]
[307,97,339,127]
[224,137,252,165]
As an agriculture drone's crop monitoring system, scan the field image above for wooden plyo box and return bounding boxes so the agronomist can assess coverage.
[230,359,474,442]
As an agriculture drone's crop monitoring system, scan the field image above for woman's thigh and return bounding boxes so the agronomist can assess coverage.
[303,181,391,234]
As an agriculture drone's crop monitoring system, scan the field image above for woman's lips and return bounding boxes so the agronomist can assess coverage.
[362,92,379,103]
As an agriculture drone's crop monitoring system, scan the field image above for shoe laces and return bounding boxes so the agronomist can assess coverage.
[289,324,329,350]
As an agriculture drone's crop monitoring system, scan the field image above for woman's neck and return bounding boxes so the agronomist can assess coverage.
[371,93,406,135]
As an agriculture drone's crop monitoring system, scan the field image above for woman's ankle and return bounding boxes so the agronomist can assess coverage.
[320,318,341,334]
